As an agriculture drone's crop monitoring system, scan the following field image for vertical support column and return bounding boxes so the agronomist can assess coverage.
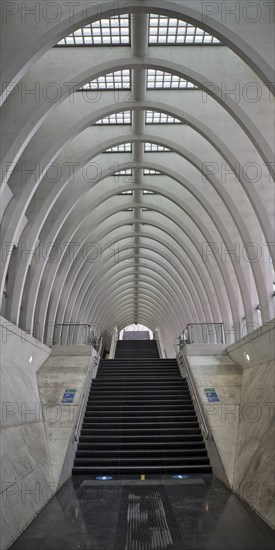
[131,13,149,324]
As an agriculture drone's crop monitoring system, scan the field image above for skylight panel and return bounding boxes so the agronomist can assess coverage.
[115,169,133,175]
[144,143,171,152]
[57,15,130,46]
[149,15,220,45]
[80,70,131,91]
[105,143,132,153]
[96,112,131,125]
[143,190,155,194]
[143,169,163,175]
[119,190,133,195]
[146,111,181,124]
[147,70,197,89]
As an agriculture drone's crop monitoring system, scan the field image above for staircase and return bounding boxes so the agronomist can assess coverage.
[73,340,211,475]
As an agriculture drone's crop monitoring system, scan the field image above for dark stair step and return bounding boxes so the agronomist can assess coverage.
[74,457,210,466]
[78,441,206,450]
[72,465,212,474]
[87,402,194,407]
[79,434,204,442]
[76,448,207,457]
[84,410,196,417]
[81,428,201,436]
[81,420,199,427]
[82,416,197,424]
[85,403,195,410]
[90,392,189,396]
[87,399,193,405]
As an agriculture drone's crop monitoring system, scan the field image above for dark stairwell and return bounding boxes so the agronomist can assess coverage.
[73,340,211,475]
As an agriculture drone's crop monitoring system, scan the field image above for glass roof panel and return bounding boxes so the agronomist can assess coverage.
[147,70,197,89]
[149,15,221,45]
[79,70,131,91]
[146,111,181,124]
[115,169,133,175]
[105,143,132,153]
[143,169,163,175]
[96,112,132,125]
[57,15,130,46]
[144,143,171,152]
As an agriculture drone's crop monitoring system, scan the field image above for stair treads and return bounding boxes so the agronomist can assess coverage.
[73,346,211,476]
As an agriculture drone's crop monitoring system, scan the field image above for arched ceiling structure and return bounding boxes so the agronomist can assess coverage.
[0,1,274,352]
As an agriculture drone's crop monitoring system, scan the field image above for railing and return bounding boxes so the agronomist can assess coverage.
[175,323,225,351]
[52,323,102,347]
[177,350,209,439]
[74,337,103,442]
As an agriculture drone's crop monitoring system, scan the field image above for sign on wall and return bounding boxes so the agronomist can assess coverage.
[204,387,220,403]
[61,388,77,404]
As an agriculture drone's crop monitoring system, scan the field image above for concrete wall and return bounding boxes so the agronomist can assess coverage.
[0,318,95,549]
[37,345,91,487]
[228,321,275,529]
[0,316,53,550]
[185,320,275,529]
[186,347,243,487]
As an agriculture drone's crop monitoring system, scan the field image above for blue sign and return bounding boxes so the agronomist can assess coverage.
[204,387,220,403]
[61,388,76,404]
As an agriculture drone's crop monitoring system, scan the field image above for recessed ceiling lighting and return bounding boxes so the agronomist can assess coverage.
[29,355,33,363]
[244,352,250,363]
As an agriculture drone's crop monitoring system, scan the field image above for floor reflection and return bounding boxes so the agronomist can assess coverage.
[10,475,274,550]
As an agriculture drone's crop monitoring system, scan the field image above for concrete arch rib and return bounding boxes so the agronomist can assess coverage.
[2,54,273,213]
[60,248,204,331]
[89,272,186,326]
[52,261,192,338]
[72,261,198,333]
[43,237,205,343]
[26,157,245,334]
[95,292,179,335]
[29,191,237,340]
[4,123,274,328]
[6,119,270,323]
[89,285,181,334]
[1,0,274,105]
[96,296,181,337]
[17,187,235,337]
[49,220,221,331]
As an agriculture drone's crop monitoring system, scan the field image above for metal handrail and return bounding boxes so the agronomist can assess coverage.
[52,323,101,346]
[74,337,103,441]
[177,351,209,439]
[177,322,225,346]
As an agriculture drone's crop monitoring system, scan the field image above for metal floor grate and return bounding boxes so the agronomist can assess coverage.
[114,485,186,550]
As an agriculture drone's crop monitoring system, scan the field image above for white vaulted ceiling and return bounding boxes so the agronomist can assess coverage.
[0,1,274,350]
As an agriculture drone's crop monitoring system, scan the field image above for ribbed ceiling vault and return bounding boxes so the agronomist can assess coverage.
[0,1,274,352]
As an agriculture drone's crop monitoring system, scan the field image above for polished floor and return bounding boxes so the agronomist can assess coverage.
[10,474,274,550]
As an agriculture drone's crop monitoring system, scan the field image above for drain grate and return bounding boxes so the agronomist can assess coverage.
[114,485,186,550]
